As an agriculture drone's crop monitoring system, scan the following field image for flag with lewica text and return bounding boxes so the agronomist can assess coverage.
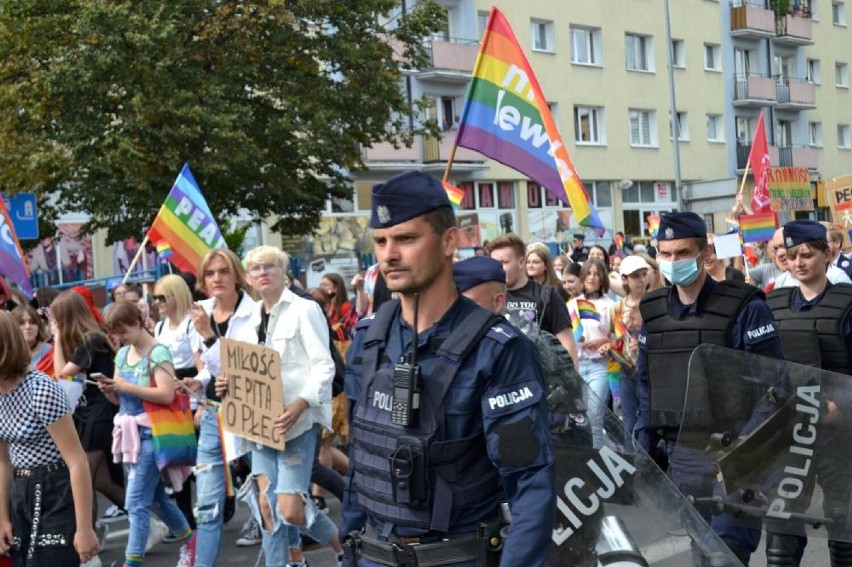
[454,7,604,233]
[749,112,772,213]
[0,197,33,297]
[146,164,226,275]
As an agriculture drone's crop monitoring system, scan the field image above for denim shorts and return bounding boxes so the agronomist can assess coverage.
[249,424,320,496]
[11,463,80,567]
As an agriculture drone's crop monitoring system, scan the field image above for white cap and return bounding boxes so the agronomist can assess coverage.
[619,255,651,277]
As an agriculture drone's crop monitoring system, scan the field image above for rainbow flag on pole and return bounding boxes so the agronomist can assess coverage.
[146,164,226,275]
[740,211,778,243]
[0,197,33,297]
[442,181,465,207]
[646,214,661,238]
[454,7,604,233]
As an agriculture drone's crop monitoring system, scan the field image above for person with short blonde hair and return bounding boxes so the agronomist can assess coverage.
[197,249,247,296]
[0,312,100,565]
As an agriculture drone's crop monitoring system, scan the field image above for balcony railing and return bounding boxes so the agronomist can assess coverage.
[734,74,777,104]
[736,143,752,170]
[362,133,482,164]
[418,37,479,82]
[774,12,813,44]
[730,1,776,37]
[737,143,818,170]
[775,77,816,107]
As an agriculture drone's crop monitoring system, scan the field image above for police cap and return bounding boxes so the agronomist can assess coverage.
[370,171,452,229]
[783,219,826,249]
[657,212,707,241]
[453,256,506,292]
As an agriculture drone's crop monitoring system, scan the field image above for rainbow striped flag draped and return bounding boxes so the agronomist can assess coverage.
[146,164,226,275]
[0,197,33,297]
[454,7,604,233]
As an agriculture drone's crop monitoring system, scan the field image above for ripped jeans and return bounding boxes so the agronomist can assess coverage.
[194,405,227,567]
[242,424,337,567]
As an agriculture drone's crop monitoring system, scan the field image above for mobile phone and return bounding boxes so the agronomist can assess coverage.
[90,373,112,383]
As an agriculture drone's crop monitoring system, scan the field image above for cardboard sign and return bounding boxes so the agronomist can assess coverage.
[220,338,285,450]
[713,233,743,260]
[767,167,813,211]
[825,174,852,229]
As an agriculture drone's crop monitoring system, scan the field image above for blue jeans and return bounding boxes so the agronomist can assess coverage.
[242,425,337,567]
[125,429,190,558]
[194,406,227,567]
[579,358,610,448]
[619,374,639,438]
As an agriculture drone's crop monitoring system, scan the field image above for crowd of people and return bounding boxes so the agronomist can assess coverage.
[1,169,852,567]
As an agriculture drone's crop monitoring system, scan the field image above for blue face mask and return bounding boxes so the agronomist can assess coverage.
[659,255,701,286]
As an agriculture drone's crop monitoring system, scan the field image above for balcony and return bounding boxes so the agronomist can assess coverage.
[362,133,485,172]
[730,2,777,39]
[774,13,814,45]
[775,77,816,109]
[416,38,479,83]
[736,143,818,170]
[733,74,777,107]
[771,145,818,169]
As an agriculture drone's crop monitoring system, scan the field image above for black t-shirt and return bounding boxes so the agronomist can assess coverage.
[71,334,117,422]
[505,279,571,336]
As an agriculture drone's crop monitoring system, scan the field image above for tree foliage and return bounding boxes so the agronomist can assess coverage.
[0,1,445,241]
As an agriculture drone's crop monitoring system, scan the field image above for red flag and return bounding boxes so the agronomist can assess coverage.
[749,112,771,213]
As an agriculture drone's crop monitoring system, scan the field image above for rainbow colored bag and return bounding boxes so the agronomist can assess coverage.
[142,352,197,475]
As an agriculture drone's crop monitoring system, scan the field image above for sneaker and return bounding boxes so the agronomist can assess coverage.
[311,496,328,514]
[286,561,309,567]
[163,530,183,544]
[145,517,169,553]
[100,504,127,523]
[176,532,197,567]
[235,517,262,547]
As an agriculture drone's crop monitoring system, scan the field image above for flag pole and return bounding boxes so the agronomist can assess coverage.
[442,143,459,184]
[121,235,149,284]
[737,155,752,198]
[735,155,753,279]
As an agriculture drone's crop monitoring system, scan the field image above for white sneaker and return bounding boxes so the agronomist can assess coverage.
[80,555,102,567]
[146,517,169,552]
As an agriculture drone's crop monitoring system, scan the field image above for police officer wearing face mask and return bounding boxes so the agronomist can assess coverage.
[339,171,555,567]
[635,211,784,564]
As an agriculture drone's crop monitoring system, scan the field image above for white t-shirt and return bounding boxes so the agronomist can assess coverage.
[773,265,852,288]
[154,315,198,370]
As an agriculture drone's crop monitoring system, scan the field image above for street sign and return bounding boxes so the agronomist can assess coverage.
[0,193,39,240]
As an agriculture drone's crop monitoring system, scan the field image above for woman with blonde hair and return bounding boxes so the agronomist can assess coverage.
[526,247,568,300]
[152,274,205,536]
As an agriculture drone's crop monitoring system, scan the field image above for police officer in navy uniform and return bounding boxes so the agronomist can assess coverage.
[340,171,555,567]
[764,220,852,567]
[636,212,784,564]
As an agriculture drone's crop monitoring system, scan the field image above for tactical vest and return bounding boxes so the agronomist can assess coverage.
[639,280,762,429]
[767,284,852,375]
[350,300,505,533]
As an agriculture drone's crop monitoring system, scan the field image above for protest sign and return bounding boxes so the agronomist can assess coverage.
[767,167,813,212]
[825,174,852,230]
[220,338,284,449]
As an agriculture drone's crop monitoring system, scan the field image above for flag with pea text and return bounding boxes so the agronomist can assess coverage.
[453,7,604,233]
[146,164,226,275]
[0,197,33,297]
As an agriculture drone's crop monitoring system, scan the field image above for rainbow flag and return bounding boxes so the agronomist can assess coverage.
[0,197,33,297]
[575,298,601,321]
[454,7,604,233]
[146,164,226,275]
[442,181,465,207]
[614,233,624,251]
[740,211,778,244]
[646,214,661,238]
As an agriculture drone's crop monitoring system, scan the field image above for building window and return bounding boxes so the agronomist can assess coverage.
[587,182,613,208]
[497,182,515,209]
[833,1,847,25]
[571,26,602,66]
[477,11,489,38]
[629,109,657,147]
[837,62,849,87]
[706,114,724,142]
[809,122,823,147]
[531,19,554,52]
[704,43,722,71]
[547,102,561,133]
[671,39,686,68]
[625,33,653,72]
[671,111,689,141]
[807,58,821,84]
[574,106,606,145]
[839,124,852,149]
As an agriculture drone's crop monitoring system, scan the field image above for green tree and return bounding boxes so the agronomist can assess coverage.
[0,1,445,242]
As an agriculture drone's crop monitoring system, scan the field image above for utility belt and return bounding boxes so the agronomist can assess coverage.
[343,520,505,567]
[14,460,67,478]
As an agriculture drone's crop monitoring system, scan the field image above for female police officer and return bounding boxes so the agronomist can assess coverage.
[339,171,554,567]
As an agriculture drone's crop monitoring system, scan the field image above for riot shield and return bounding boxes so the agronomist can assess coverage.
[676,344,852,548]
[503,314,743,566]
